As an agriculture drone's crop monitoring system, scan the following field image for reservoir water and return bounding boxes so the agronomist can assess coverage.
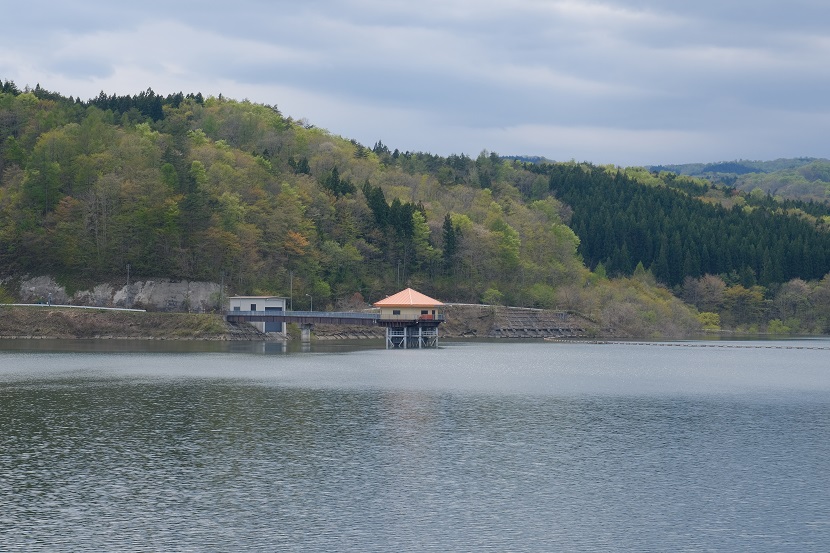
[1,339,829,552]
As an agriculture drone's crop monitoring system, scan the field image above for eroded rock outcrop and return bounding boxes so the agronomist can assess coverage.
[18,277,222,312]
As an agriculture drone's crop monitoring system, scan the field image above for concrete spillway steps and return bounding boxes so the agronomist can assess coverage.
[490,308,585,338]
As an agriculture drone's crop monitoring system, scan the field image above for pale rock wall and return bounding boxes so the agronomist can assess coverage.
[18,277,222,312]
[118,280,221,311]
[75,284,115,306]
[19,276,70,305]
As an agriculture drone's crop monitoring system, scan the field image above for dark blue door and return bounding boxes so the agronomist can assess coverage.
[264,306,283,333]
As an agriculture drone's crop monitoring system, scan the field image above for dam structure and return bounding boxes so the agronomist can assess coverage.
[225,288,444,348]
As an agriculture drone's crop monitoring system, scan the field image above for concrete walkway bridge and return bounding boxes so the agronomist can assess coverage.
[225,309,381,327]
[225,309,445,348]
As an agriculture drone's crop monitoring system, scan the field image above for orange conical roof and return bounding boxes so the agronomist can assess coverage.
[373,288,444,307]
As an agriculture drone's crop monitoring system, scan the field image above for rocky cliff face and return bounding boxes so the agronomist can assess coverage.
[17,277,222,312]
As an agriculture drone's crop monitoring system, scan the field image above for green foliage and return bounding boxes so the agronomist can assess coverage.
[489,218,521,271]
[441,213,458,272]
[524,282,557,308]
[0,284,15,303]
[321,166,355,197]
[590,262,608,284]
[720,284,767,327]
[288,156,311,174]
[678,273,830,333]
[3,80,829,336]
[481,288,503,305]
[766,319,791,334]
[591,276,702,338]
[534,162,830,287]
[651,158,830,203]
[698,312,721,331]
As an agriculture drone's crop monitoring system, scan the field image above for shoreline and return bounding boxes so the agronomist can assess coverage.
[4,304,814,342]
[0,304,602,342]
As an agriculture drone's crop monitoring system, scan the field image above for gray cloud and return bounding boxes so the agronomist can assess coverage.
[1,0,829,165]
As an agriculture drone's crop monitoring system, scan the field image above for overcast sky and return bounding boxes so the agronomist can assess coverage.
[2,0,829,166]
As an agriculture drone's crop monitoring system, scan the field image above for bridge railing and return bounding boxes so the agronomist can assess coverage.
[376,313,446,321]
[285,310,380,320]
[226,310,380,320]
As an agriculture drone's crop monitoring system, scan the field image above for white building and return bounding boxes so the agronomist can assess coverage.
[228,296,287,334]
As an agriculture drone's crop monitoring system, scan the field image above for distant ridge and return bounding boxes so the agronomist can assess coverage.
[649,157,824,176]
[500,155,554,164]
[647,157,830,202]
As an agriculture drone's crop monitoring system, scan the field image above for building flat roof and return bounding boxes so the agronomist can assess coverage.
[229,296,286,300]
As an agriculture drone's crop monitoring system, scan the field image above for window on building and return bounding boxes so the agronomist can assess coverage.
[393,309,401,315]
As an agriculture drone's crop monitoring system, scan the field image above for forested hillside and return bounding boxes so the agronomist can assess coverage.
[3,81,830,335]
[538,164,830,287]
[651,158,830,203]
[0,82,587,311]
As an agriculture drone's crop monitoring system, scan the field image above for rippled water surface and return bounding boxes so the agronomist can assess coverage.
[1,339,829,552]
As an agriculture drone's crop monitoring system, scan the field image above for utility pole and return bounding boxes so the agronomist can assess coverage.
[219,271,224,313]
[126,263,131,308]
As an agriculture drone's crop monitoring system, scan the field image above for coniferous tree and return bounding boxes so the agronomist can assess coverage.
[442,213,458,272]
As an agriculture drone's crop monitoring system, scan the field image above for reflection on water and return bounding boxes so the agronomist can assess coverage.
[1,340,829,552]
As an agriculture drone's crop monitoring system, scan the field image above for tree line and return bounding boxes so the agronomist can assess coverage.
[522,163,830,288]
[3,80,830,335]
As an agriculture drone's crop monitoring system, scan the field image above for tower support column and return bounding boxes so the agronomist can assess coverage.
[301,323,314,342]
